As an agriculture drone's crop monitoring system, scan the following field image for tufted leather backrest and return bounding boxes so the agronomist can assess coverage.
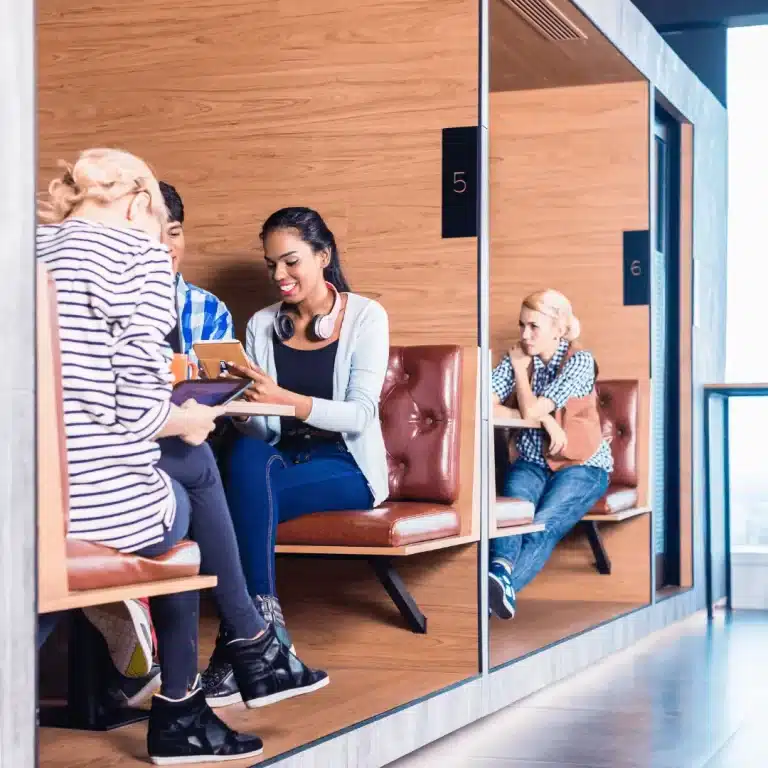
[380,346,463,503]
[596,379,638,487]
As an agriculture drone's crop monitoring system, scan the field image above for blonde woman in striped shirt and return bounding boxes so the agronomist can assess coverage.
[37,149,327,764]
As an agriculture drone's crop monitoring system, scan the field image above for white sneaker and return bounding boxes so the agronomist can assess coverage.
[83,599,154,678]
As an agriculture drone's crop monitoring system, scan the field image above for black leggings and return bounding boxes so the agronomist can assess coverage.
[38,439,265,700]
[140,438,265,698]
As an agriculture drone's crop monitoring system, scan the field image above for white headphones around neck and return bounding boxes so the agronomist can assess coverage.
[273,282,342,342]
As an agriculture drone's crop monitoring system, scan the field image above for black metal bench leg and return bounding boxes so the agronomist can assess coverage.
[582,521,612,575]
[39,611,150,731]
[369,557,427,633]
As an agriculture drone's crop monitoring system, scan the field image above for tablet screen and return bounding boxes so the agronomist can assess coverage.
[171,378,252,407]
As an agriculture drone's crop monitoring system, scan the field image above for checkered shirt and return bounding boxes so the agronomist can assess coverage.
[491,339,613,472]
[175,274,234,364]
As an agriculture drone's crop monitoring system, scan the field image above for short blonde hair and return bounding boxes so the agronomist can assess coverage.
[522,289,581,342]
[38,148,167,226]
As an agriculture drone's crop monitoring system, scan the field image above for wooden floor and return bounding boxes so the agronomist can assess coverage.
[395,610,768,767]
[39,549,480,766]
[39,666,457,767]
[490,599,642,668]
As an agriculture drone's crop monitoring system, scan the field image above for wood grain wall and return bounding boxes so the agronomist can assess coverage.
[36,0,481,751]
[37,0,479,346]
[488,81,652,612]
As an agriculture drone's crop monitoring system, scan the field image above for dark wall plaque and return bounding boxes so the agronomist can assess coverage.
[623,229,651,306]
[442,126,478,238]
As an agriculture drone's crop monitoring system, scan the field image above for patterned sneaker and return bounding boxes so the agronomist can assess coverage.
[253,594,295,654]
[202,595,296,709]
[488,559,516,620]
[147,681,263,765]
[226,625,329,709]
[201,625,242,710]
[107,664,162,708]
[83,599,154,678]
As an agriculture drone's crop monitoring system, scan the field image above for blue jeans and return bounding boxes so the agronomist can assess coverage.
[223,436,373,596]
[489,460,610,592]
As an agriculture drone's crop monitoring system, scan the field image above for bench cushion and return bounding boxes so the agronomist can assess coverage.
[596,380,638,488]
[495,497,536,528]
[589,484,639,515]
[67,539,202,591]
[382,346,462,503]
[277,503,461,548]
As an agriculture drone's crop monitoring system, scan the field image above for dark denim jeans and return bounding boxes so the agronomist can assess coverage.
[223,436,373,597]
[489,460,610,592]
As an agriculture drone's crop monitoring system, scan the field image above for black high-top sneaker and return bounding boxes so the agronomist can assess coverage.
[253,594,296,654]
[200,625,241,710]
[202,596,296,709]
[147,682,263,765]
[226,625,329,709]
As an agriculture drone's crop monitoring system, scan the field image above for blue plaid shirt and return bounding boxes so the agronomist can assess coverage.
[174,274,234,364]
[491,339,613,472]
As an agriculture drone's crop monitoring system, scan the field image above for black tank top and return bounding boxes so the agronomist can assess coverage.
[273,332,340,446]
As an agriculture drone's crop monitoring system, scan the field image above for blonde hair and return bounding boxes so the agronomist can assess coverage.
[38,148,167,226]
[522,289,581,342]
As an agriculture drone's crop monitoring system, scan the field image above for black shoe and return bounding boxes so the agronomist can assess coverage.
[201,626,242,710]
[201,596,296,709]
[226,625,329,709]
[147,685,263,765]
[107,663,162,708]
[254,595,296,654]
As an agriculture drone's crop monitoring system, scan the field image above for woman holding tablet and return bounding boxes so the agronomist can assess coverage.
[37,150,326,764]
[202,207,389,706]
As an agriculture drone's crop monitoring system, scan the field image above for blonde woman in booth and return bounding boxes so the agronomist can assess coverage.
[489,289,613,621]
[201,207,390,706]
[36,149,327,765]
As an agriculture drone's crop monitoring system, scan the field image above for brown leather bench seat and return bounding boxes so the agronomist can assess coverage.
[277,345,465,550]
[66,538,203,593]
[278,504,460,548]
[494,498,535,529]
[588,379,642,516]
[275,345,470,633]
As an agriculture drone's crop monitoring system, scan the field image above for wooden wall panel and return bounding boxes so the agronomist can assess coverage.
[489,82,650,376]
[679,123,694,588]
[37,0,479,347]
[488,82,652,629]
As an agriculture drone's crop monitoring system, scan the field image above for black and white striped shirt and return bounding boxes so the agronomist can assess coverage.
[37,218,177,552]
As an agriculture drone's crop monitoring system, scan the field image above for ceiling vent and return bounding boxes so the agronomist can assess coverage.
[501,0,587,42]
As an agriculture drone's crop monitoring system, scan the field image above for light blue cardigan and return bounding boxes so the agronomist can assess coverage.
[239,293,390,507]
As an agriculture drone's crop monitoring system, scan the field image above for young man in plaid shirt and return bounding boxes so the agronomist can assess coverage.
[161,182,234,360]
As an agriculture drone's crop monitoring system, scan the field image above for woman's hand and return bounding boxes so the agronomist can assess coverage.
[508,343,531,369]
[179,400,225,446]
[225,361,313,420]
[541,414,567,456]
[225,361,284,403]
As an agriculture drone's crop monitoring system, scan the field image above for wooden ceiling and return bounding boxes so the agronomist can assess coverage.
[490,0,644,92]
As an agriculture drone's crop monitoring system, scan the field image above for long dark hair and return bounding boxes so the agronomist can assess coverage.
[259,207,351,292]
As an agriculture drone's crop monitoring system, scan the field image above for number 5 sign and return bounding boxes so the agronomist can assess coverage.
[442,126,478,238]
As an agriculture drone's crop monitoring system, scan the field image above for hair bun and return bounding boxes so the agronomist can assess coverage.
[565,315,581,342]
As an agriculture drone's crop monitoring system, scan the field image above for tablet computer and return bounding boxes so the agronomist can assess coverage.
[192,340,251,379]
[171,378,252,407]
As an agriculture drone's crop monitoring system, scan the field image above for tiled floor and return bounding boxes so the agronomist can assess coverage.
[388,610,768,768]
